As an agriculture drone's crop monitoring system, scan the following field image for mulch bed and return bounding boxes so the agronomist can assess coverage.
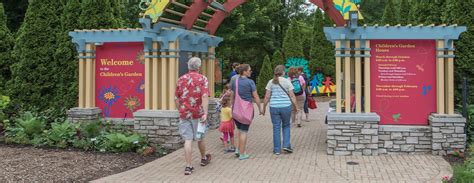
[443,154,466,167]
[0,143,160,182]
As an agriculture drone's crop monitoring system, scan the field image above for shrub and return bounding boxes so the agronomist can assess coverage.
[47,121,78,148]
[99,132,145,153]
[451,145,474,182]
[79,121,102,139]
[467,105,474,143]
[5,111,46,144]
[4,111,151,154]
[0,95,10,132]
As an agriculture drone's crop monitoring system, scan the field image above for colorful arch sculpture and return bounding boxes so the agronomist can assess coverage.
[141,0,357,35]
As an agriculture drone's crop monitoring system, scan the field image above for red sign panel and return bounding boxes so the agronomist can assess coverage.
[95,42,145,118]
[370,40,436,125]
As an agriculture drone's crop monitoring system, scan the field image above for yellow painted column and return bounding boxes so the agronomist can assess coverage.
[355,40,362,113]
[344,41,351,113]
[447,42,454,114]
[85,43,94,108]
[335,40,342,113]
[144,48,152,110]
[168,41,178,110]
[78,52,86,108]
[201,52,208,77]
[159,46,167,110]
[364,40,371,113]
[208,47,216,98]
[436,40,445,114]
[152,42,160,110]
[92,45,96,107]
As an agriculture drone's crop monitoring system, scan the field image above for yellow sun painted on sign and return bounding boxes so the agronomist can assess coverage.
[332,0,363,20]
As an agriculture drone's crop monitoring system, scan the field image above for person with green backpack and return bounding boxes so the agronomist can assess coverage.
[288,67,306,127]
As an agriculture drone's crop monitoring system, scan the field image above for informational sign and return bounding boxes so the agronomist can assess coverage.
[95,42,145,118]
[370,40,436,125]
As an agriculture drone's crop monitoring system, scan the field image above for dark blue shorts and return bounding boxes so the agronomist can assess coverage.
[234,119,250,132]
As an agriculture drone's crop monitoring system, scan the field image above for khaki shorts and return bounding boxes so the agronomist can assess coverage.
[179,118,201,141]
[296,95,306,110]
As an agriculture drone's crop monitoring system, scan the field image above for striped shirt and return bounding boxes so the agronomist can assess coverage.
[265,77,294,108]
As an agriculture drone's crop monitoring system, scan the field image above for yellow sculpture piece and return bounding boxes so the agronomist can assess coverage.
[142,0,170,23]
[332,0,363,20]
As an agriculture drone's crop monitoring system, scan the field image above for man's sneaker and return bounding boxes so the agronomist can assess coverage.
[200,154,211,166]
[239,154,250,160]
[283,147,293,153]
[235,148,240,158]
[184,166,194,175]
[274,152,281,155]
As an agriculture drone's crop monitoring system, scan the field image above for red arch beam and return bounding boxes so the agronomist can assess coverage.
[205,0,344,35]
[205,0,247,35]
[309,0,345,26]
[180,0,213,30]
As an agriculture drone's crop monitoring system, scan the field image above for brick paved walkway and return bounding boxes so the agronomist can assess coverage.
[94,101,452,183]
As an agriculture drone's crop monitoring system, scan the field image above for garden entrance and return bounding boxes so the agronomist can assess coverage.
[68,0,468,156]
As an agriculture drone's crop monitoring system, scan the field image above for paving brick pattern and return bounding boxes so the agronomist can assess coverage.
[94,102,452,183]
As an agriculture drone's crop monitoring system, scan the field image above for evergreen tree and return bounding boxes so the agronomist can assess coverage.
[381,0,397,25]
[52,0,82,113]
[121,0,142,28]
[109,0,125,27]
[414,0,444,25]
[0,3,14,92]
[323,13,333,26]
[8,0,62,112]
[409,0,437,25]
[283,20,304,58]
[398,0,410,25]
[310,9,335,77]
[408,1,420,24]
[256,55,273,97]
[79,0,122,29]
[271,50,285,68]
[442,0,474,104]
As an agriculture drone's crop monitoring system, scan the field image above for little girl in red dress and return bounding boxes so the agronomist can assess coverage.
[218,96,235,153]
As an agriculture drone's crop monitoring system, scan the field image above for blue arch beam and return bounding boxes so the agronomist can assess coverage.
[324,25,467,49]
[69,20,223,53]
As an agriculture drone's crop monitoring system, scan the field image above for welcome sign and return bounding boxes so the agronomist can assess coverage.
[95,42,145,118]
[370,40,437,125]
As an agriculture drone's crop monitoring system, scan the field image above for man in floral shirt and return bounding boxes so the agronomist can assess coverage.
[175,57,211,175]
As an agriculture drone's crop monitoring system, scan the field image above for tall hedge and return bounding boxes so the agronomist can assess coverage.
[271,50,285,69]
[398,0,410,25]
[442,0,474,104]
[381,0,397,25]
[0,3,14,92]
[52,0,82,112]
[8,0,62,113]
[256,55,273,97]
[283,20,304,58]
[310,9,334,77]
[79,0,122,29]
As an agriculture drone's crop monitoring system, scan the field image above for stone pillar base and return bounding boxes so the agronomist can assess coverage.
[67,107,102,123]
[133,110,182,150]
[430,114,467,155]
[327,113,380,156]
[207,98,221,129]
[378,125,432,155]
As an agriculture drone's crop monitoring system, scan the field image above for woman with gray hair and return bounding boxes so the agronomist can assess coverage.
[175,57,212,175]
[262,65,298,155]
